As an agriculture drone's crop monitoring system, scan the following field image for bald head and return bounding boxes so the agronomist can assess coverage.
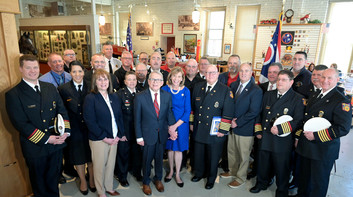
[185,59,198,77]
[166,51,176,68]
[206,65,219,85]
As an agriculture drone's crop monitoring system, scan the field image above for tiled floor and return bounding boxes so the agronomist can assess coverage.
[60,131,353,197]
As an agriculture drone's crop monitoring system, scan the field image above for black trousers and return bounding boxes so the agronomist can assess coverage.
[256,150,291,197]
[194,141,224,184]
[115,140,130,180]
[25,149,63,197]
[130,141,143,178]
[142,141,164,185]
[297,155,335,197]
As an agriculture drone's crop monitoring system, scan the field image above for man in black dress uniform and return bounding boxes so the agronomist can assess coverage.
[190,65,234,190]
[184,59,205,96]
[6,54,71,197]
[115,71,143,186]
[291,51,312,94]
[250,70,305,197]
[296,68,351,197]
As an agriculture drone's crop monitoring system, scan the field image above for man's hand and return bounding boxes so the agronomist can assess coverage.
[190,125,193,132]
[120,136,128,141]
[48,135,66,145]
[216,132,224,137]
[303,131,315,141]
[231,118,237,128]
[137,140,145,146]
[103,137,118,145]
[256,134,262,139]
[294,139,299,148]
[270,125,279,135]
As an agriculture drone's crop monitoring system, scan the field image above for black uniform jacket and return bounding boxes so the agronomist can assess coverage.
[191,81,234,144]
[6,80,70,158]
[296,87,352,161]
[255,88,305,153]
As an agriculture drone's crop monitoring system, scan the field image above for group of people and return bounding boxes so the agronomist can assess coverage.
[6,45,351,197]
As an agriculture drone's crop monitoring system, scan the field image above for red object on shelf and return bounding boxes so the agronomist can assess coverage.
[113,45,127,57]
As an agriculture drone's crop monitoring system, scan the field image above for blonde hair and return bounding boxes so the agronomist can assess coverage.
[91,69,113,93]
[167,67,185,87]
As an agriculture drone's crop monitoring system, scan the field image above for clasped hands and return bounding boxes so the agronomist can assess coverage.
[168,125,178,141]
[103,136,128,145]
[48,133,69,145]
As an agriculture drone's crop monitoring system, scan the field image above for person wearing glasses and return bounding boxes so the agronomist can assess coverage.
[139,52,150,69]
[147,52,169,85]
[190,65,234,190]
[63,49,77,73]
[135,63,149,91]
[114,51,134,87]
[134,71,176,195]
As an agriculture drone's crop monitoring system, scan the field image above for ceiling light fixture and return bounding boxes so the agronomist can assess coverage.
[192,0,200,23]
[99,0,105,25]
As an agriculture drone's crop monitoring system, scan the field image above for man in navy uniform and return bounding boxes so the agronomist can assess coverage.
[250,70,305,197]
[115,71,142,186]
[291,51,312,95]
[134,71,176,195]
[190,65,234,190]
[221,63,263,189]
[6,54,71,197]
[296,68,351,197]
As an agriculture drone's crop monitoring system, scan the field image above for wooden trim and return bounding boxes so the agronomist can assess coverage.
[19,25,90,31]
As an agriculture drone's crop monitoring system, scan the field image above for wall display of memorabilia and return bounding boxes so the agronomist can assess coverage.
[20,26,91,66]
[136,22,153,36]
[178,15,200,31]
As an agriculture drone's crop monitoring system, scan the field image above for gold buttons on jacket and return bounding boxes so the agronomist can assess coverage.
[266,119,268,122]
[268,112,271,114]
[43,120,46,122]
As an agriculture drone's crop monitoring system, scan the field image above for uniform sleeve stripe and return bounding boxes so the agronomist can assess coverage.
[219,121,231,131]
[325,129,332,140]
[254,124,262,132]
[295,129,302,136]
[28,129,38,139]
[221,118,231,124]
[189,114,194,122]
[281,122,292,134]
[28,129,45,144]
[318,129,330,142]
[64,121,71,129]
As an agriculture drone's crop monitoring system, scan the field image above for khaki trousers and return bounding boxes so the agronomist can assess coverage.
[227,133,254,184]
[89,140,117,195]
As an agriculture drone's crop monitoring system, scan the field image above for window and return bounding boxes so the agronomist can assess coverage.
[206,11,225,57]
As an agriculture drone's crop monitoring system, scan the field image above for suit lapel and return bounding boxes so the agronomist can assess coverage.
[146,89,158,118]
[308,88,336,112]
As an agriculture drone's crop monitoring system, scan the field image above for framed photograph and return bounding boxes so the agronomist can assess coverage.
[136,22,153,36]
[161,23,173,34]
[183,34,197,54]
[99,23,112,35]
[178,15,200,31]
[256,62,263,69]
[224,44,231,54]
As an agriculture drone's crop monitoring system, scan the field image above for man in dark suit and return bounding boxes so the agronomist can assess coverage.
[114,51,134,87]
[296,68,351,197]
[190,65,234,190]
[218,55,241,86]
[250,70,305,197]
[220,63,262,189]
[136,63,149,91]
[6,54,71,197]
[196,56,210,79]
[84,53,119,91]
[147,52,169,85]
[259,62,283,93]
[291,51,312,95]
[115,71,142,186]
[134,71,176,195]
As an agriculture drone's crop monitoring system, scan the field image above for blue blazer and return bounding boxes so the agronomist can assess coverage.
[83,92,125,141]
[134,89,175,145]
[218,72,229,86]
[230,78,263,136]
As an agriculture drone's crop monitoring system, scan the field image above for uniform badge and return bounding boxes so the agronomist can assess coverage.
[296,81,303,87]
[196,97,201,101]
[202,87,204,90]
[302,98,307,106]
[342,103,350,112]
[53,101,56,109]
[318,111,324,117]
[230,91,234,99]
[27,104,36,108]
[283,108,288,115]
[265,106,270,110]
[214,101,219,108]
[67,98,72,102]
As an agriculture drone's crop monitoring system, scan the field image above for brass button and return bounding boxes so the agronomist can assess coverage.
[207,116,209,118]
[207,107,210,110]
[78,104,81,106]
[264,127,266,130]
[41,110,43,113]
[206,123,209,126]
[199,114,201,116]
[52,118,54,120]
[199,121,201,123]
[43,120,46,122]
[82,120,84,123]
[200,106,203,109]
[305,113,308,115]
[277,113,279,116]
[45,129,48,132]
[268,112,271,114]
[79,112,82,115]
[266,119,268,122]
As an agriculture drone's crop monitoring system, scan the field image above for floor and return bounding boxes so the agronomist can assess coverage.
[59,131,353,197]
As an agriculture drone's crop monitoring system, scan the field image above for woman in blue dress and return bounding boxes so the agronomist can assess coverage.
[162,67,191,187]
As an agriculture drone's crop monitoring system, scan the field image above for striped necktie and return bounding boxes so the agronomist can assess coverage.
[154,93,159,118]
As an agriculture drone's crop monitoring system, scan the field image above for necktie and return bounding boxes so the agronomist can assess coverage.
[206,86,211,94]
[108,60,113,74]
[78,85,82,96]
[278,94,282,99]
[202,76,205,79]
[317,94,323,99]
[34,85,40,95]
[154,93,159,118]
[235,84,243,99]
[59,76,64,85]
[269,84,273,91]
[132,92,136,97]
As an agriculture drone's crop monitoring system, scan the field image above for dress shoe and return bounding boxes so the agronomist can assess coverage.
[154,180,164,192]
[59,175,66,184]
[228,180,244,188]
[119,180,129,187]
[106,190,120,196]
[268,177,275,187]
[175,177,184,188]
[88,186,96,192]
[191,176,202,182]
[247,171,256,180]
[164,175,172,183]
[205,182,214,189]
[220,172,233,178]
[142,184,152,196]
[79,189,88,195]
[250,185,267,193]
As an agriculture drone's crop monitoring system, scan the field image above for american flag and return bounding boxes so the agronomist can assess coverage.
[126,12,133,54]
[259,11,283,83]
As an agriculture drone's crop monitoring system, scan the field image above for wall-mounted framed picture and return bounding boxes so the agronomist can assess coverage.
[224,44,231,54]
[178,15,200,31]
[183,34,197,54]
[136,22,153,36]
[161,23,173,34]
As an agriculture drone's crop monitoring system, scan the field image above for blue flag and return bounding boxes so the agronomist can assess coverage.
[259,12,283,83]
[126,13,133,53]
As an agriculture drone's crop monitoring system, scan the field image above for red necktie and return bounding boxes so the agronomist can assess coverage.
[154,93,159,118]
[269,84,273,91]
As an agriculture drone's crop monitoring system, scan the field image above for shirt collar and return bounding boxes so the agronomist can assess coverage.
[127,87,136,94]
[321,86,336,97]
[23,78,40,90]
[206,80,218,90]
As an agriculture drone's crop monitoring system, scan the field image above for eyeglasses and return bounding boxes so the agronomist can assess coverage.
[206,71,218,75]
[122,57,132,60]
[136,69,147,72]
[149,78,163,82]
[140,58,148,61]
[186,65,198,69]
[64,54,76,57]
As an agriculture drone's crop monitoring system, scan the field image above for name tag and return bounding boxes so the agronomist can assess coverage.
[196,97,201,101]
[67,98,72,102]
[27,104,36,108]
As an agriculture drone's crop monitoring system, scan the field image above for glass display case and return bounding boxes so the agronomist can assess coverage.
[20,25,91,66]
